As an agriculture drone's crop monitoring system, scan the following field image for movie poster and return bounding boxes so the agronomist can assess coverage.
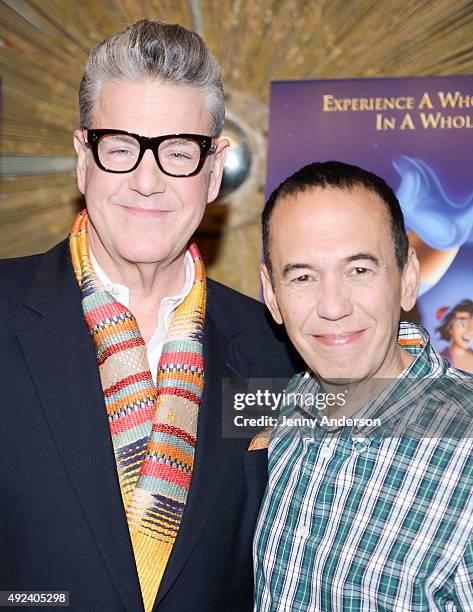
[267,76,473,371]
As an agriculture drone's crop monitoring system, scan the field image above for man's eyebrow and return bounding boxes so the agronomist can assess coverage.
[344,253,380,265]
[281,263,315,277]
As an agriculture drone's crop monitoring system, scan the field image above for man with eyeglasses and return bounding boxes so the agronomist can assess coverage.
[0,20,297,612]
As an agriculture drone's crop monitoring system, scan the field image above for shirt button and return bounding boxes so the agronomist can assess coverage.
[319,447,332,459]
[111,286,120,296]
[296,527,309,538]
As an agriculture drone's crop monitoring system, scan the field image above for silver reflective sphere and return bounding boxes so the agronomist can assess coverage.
[218,118,252,198]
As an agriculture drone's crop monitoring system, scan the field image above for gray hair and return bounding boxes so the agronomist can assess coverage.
[79,19,225,135]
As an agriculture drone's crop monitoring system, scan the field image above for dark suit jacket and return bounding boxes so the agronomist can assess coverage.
[0,240,299,611]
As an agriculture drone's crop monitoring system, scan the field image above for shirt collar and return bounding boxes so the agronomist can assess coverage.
[89,248,195,310]
[293,321,446,447]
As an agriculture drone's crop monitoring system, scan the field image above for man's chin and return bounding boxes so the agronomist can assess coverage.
[123,254,173,266]
[114,244,176,266]
[316,374,367,388]
[306,355,368,384]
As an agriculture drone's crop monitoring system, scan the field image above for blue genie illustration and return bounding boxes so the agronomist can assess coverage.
[394,155,473,296]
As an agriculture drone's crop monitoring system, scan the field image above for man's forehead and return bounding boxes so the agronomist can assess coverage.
[91,79,209,131]
[268,183,397,269]
[95,79,205,105]
[454,311,473,319]
[271,184,389,238]
[276,184,385,213]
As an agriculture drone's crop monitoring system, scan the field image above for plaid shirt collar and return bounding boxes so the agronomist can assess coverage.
[291,321,447,448]
[255,323,473,612]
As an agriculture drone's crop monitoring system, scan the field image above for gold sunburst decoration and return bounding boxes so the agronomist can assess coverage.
[2,0,473,296]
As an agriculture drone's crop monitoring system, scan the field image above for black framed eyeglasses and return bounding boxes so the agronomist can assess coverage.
[85,129,217,177]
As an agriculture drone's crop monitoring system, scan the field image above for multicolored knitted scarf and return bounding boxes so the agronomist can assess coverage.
[70,210,206,611]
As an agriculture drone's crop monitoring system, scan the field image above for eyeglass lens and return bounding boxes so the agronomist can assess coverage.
[97,134,203,175]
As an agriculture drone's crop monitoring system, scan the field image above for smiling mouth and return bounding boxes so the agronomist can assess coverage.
[461,336,473,343]
[121,205,173,218]
[312,330,365,347]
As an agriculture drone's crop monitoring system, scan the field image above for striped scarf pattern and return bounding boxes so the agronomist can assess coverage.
[70,210,206,611]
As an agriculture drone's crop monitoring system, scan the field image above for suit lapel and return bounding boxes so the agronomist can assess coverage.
[154,304,249,607]
[16,243,251,610]
[16,242,144,612]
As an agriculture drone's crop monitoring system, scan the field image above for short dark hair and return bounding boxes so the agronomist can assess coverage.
[262,160,409,279]
[436,299,473,341]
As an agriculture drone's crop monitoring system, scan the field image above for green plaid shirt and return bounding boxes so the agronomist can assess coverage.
[254,322,473,611]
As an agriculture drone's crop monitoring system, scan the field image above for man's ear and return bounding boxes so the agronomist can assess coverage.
[261,263,283,325]
[73,129,88,195]
[401,247,420,312]
[207,138,230,203]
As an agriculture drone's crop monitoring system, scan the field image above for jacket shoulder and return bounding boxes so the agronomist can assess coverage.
[206,278,303,376]
[207,278,267,314]
[0,253,43,302]
[206,278,279,340]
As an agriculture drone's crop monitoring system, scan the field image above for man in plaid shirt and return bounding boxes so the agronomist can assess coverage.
[254,161,473,611]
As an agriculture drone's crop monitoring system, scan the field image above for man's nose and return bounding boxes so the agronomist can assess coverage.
[128,149,166,195]
[316,275,353,321]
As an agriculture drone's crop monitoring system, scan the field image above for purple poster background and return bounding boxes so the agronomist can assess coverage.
[267,76,473,357]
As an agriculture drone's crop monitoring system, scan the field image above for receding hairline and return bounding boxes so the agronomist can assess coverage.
[264,182,397,275]
[267,182,393,233]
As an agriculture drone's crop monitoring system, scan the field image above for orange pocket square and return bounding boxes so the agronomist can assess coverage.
[248,427,272,450]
